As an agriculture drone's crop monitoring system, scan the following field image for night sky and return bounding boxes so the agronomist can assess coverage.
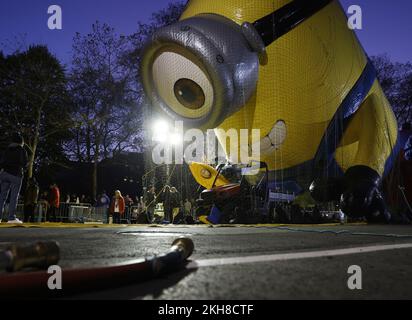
[0,0,411,65]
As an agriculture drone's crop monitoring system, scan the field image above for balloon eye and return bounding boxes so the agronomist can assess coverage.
[174,78,205,110]
[151,51,214,120]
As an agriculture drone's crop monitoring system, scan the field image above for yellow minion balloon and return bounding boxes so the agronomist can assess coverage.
[141,0,399,221]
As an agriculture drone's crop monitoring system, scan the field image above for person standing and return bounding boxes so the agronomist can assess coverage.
[136,196,147,223]
[97,191,111,223]
[170,187,180,223]
[184,199,192,217]
[47,183,60,222]
[109,190,125,224]
[38,191,49,222]
[405,135,412,161]
[145,186,156,224]
[162,186,172,223]
[124,194,134,207]
[97,191,110,208]
[402,134,412,221]
[0,133,28,224]
[23,177,39,223]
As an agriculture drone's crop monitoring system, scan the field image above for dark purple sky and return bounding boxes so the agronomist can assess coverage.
[0,0,411,65]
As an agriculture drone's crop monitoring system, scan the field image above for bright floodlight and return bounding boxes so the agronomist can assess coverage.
[152,119,170,142]
[170,132,182,145]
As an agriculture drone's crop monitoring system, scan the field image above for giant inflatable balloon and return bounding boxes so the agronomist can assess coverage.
[141,0,399,221]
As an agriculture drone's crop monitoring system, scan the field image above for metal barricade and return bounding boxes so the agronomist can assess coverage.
[36,202,97,223]
[2,202,125,224]
[36,202,48,222]
[91,206,109,224]
[66,203,91,223]
[55,203,107,223]
[56,203,72,222]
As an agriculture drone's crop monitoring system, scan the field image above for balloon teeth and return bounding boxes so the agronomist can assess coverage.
[256,120,287,155]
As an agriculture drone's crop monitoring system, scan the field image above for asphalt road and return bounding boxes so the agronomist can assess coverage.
[1,223,412,300]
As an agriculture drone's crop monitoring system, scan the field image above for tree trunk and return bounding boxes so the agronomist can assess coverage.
[27,104,43,178]
[27,143,37,179]
[86,127,91,162]
[91,139,99,201]
[92,160,98,202]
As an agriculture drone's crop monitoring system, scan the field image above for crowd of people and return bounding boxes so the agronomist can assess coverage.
[99,186,196,225]
[142,185,195,224]
[0,133,63,223]
[0,133,197,225]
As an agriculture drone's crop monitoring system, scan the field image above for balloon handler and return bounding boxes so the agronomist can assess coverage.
[141,0,400,223]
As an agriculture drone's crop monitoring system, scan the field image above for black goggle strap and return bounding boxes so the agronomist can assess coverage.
[253,0,333,47]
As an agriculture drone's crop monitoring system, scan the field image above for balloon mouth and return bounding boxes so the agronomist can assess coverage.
[238,120,288,156]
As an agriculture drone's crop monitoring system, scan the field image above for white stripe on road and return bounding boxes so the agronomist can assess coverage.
[186,243,412,269]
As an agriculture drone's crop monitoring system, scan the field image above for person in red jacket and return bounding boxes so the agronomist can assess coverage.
[47,183,60,222]
[110,190,125,224]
